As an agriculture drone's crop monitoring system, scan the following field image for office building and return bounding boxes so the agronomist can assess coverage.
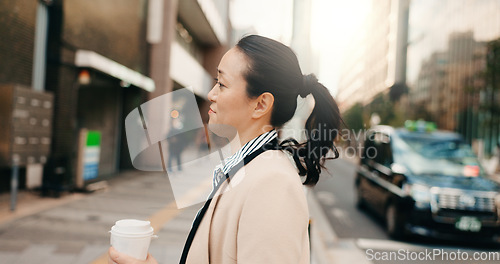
[337,0,410,112]
[407,0,500,155]
[0,0,232,191]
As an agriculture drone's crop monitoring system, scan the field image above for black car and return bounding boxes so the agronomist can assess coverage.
[355,121,500,243]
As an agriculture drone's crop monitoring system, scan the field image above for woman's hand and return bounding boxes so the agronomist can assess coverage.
[108,247,158,264]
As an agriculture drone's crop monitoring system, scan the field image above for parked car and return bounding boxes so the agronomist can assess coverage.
[355,121,500,243]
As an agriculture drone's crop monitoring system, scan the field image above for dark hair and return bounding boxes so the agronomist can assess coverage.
[236,35,343,186]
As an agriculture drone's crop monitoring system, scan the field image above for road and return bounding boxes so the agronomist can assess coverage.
[314,158,500,263]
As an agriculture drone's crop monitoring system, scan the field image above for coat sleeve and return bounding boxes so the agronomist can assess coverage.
[236,170,310,264]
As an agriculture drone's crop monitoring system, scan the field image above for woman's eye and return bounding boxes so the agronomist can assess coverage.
[213,78,225,88]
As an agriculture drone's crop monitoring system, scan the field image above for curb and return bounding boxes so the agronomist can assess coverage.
[308,189,371,264]
[308,189,338,264]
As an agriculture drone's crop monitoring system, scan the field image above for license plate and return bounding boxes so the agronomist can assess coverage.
[455,216,481,232]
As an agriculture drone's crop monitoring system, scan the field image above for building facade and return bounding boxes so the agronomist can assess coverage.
[407,0,500,155]
[337,0,410,112]
[0,0,38,87]
[0,0,232,192]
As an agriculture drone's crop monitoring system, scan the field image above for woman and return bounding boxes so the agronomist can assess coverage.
[109,35,342,264]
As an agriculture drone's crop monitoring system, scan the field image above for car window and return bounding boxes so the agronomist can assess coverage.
[365,132,392,168]
[392,133,487,177]
[379,142,393,167]
[361,133,375,164]
[373,141,392,168]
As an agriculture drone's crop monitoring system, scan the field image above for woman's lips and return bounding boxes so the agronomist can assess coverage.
[208,108,215,114]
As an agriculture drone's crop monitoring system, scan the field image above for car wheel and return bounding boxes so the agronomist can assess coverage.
[386,203,404,240]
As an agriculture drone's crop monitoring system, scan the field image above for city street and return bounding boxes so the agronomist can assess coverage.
[0,155,349,264]
[314,158,500,263]
[2,0,500,263]
[1,156,500,264]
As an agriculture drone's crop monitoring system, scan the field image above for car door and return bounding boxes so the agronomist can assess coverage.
[357,134,377,209]
[367,132,393,215]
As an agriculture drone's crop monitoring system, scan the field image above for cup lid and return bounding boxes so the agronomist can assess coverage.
[111,219,154,235]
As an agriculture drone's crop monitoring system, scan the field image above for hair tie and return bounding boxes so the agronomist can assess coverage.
[300,74,317,98]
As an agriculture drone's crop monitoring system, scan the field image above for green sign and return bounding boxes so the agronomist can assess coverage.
[86,131,101,146]
[83,131,101,181]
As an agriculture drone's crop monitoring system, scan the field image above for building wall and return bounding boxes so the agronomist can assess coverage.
[407,0,500,155]
[63,0,149,72]
[0,1,41,185]
[413,51,447,116]
[0,0,232,189]
[174,0,231,98]
[291,0,314,74]
[0,0,38,86]
[148,0,177,99]
[337,0,409,112]
[46,0,151,180]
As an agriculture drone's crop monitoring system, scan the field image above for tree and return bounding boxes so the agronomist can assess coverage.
[343,103,365,131]
[389,83,409,102]
[366,93,395,125]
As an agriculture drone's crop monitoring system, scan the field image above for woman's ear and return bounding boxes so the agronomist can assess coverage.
[252,92,274,119]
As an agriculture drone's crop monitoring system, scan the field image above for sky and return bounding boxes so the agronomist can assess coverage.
[230,0,371,96]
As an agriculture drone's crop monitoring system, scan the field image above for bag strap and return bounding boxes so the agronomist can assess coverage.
[179,138,279,264]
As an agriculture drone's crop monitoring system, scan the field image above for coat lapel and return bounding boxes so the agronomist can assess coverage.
[187,181,229,263]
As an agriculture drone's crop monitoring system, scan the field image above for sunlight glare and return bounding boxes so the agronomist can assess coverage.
[311,0,371,95]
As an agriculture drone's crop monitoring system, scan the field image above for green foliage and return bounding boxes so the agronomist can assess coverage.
[343,103,365,131]
[364,92,408,127]
[408,101,434,123]
[366,93,395,125]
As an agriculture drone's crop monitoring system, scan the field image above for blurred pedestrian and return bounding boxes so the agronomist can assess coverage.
[167,126,184,172]
[108,35,342,264]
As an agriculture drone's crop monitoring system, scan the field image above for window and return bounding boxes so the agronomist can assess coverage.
[372,132,393,167]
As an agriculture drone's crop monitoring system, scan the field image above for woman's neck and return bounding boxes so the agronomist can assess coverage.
[230,125,274,154]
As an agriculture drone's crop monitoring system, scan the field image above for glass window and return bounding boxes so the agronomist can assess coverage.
[392,132,487,177]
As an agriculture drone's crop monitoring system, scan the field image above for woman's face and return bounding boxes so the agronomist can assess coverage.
[207,48,255,131]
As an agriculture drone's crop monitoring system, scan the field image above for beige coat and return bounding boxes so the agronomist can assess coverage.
[186,150,310,264]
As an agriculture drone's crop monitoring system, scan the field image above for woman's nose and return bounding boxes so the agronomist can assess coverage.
[207,85,218,102]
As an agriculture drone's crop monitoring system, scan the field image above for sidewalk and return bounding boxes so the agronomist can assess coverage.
[0,165,364,264]
[0,170,188,264]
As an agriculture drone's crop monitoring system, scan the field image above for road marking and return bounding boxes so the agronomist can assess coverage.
[356,238,427,251]
[330,208,352,227]
[91,180,211,264]
[315,191,336,206]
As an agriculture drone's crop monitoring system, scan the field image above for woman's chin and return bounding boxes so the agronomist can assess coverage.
[208,119,218,126]
[207,123,238,139]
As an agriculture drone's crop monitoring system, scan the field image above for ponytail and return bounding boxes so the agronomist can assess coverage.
[281,74,342,186]
[236,35,343,186]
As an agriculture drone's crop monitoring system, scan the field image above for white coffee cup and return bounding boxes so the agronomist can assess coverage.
[109,219,157,260]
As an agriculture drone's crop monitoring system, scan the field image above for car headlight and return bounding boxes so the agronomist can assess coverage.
[404,183,431,207]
